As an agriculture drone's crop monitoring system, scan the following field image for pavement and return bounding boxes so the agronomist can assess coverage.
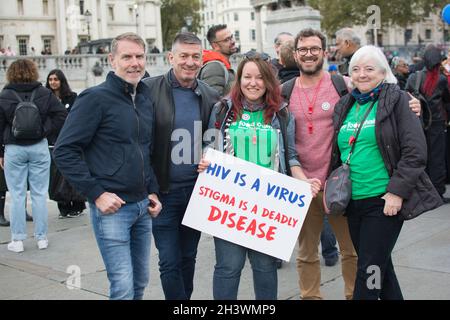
[0,186,449,301]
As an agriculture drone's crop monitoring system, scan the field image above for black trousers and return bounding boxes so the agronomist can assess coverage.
[425,121,447,196]
[446,123,450,183]
[346,196,404,300]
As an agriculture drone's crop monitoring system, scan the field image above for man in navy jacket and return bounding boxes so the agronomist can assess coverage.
[54,33,161,300]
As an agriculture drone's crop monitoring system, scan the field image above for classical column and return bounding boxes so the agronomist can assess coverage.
[69,0,79,50]
[255,5,263,52]
[90,0,99,40]
[154,0,163,51]
[56,0,67,54]
[138,1,145,38]
[100,0,108,38]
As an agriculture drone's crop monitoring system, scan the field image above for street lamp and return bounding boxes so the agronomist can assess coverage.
[84,9,92,42]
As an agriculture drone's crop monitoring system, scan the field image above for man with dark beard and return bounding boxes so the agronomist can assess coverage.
[282,28,358,300]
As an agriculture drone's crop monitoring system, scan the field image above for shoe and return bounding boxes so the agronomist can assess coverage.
[7,240,24,253]
[0,215,10,227]
[37,239,48,250]
[67,211,83,218]
[442,197,450,204]
[26,212,33,221]
[58,212,68,219]
[324,255,339,267]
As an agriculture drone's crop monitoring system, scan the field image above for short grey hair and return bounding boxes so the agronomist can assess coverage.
[335,28,361,46]
[171,32,202,52]
[349,45,397,84]
[111,32,146,55]
[274,32,293,45]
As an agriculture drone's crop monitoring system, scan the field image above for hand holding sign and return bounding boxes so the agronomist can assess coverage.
[183,149,313,261]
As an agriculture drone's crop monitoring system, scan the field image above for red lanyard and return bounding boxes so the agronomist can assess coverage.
[297,75,324,134]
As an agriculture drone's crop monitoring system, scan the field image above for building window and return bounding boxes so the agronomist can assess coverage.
[206,12,209,20]
[445,29,450,42]
[0,35,3,49]
[425,29,432,40]
[250,29,256,41]
[78,35,89,43]
[211,11,214,20]
[234,13,239,21]
[42,36,54,54]
[43,0,49,15]
[17,36,28,55]
[18,0,24,15]
[79,0,85,15]
[235,31,240,41]
[404,29,413,44]
[251,12,255,21]
[108,6,114,21]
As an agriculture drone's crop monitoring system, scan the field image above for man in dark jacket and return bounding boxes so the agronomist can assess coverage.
[54,33,162,300]
[335,28,360,76]
[143,33,220,300]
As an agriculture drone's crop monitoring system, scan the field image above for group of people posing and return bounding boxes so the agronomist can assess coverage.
[0,24,444,301]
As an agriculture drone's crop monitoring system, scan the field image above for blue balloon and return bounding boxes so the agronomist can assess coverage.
[442,4,450,24]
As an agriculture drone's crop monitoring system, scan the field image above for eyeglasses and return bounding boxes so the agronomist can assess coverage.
[214,35,234,43]
[295,46,322,56]
[243,51,271,62]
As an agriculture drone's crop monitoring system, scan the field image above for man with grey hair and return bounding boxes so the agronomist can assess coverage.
[335,27,361,76]
[271,32,294,72]
[143,33,219,300]
[54,32,162,299]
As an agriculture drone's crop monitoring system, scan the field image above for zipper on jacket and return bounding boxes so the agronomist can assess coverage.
[131,95,146,191]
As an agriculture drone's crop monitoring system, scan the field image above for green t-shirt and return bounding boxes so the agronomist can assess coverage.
[228,110,278,169]
[337,101,390,200]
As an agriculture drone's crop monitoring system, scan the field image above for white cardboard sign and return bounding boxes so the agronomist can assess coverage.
[182,149,312,261]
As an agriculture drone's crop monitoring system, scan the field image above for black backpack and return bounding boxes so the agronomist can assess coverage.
[412,71,433,131]
[10,89,43,140]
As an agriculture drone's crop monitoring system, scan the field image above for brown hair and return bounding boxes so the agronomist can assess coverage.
[230,54,281,124]
[6,59,39,84]
[294,28,327,51]
[111,32,146,56]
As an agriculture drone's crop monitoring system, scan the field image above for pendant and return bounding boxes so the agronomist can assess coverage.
[308,122,313,134]
[252,135,257,145]
[348,135,356,145]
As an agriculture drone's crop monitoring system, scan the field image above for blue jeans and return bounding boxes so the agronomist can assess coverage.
[213,237,278,300]
[152,186,201,300]
[321,215,338,260]
[346,195,404,300]
[4,139,50,241]
[89,198,152,300]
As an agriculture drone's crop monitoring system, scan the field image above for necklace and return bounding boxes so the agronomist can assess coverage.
[297,75,324,134]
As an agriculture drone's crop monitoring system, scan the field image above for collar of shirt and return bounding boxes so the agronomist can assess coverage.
[169,69,198,90]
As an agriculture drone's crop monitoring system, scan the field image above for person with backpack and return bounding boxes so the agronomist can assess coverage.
[198,24,237,97]
[406,45,450,203]
[45,69,86,218]
[0,59,67,253]
[280,28,357,300]
[198,53,321,300]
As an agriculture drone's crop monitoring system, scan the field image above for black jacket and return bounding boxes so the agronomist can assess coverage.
[143,70,220,193]
[406,70,450,122]
[331,84,443,220]
[54,72,159,203]
[0,82,67,155]
[278,67,300,84]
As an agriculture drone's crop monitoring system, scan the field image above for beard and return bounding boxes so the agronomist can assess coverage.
[297,56,324,76]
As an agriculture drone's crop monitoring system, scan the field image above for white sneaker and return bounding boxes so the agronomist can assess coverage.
[7,240,24,253]
[37,239,48,250]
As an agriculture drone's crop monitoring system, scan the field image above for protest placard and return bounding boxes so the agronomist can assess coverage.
[182,148,313,261]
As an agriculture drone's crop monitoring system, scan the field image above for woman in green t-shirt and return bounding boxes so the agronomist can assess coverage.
[330,45,442,300]
[199,53,320,300]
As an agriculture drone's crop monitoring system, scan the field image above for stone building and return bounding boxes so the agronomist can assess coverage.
[0,0,163,55]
